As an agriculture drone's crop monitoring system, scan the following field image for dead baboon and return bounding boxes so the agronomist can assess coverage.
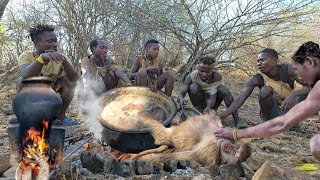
[133,113,251,166]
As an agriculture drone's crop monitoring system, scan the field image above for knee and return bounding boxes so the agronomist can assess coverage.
[58,76,77,93]
[259,86,274,100]
[217,85,231,96]
[310,135,320,160]
[164,71,174,80]
[189,83,201,94]
[137,68,147,77]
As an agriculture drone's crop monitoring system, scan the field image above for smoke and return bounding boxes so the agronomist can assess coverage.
[75,78,105,140]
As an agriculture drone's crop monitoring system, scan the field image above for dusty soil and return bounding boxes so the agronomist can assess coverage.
[1,71,320,179]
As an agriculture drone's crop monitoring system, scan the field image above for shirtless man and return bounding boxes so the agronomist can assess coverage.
[81,38,132,95]
[219,48,309,131]
[177,56,246,128]
[129,39,174,96]
[214,41,320,162]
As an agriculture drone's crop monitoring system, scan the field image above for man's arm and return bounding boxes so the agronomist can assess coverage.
[115,69,132,85]
[282,65,310,112]
[177,75,192,108]
[61,57,79,82]
[129,57,140,80]
[238,81,320,138]
[219,76,259,120]
[214,81,320,140]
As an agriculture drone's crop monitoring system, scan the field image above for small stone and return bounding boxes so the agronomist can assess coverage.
[280,147,296,154]
[163,160,178,172]
[219,164,244,180]
[177,160,188,169]
[260,142,279,152]
[135,159,153,175]
[252,160,285,180]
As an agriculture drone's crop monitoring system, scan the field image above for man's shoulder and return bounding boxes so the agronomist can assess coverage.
[18,51,37,66]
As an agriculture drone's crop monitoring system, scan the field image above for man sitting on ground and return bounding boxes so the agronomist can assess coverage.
[17,24,79,126]
[81,38,132,97]
[219,48,309,132]
[177,55,246,128]
[129,39,174,96]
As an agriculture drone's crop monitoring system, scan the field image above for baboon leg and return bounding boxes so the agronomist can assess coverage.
[132,145,169,160]
[150,151,194,165]
[139,114,171,145]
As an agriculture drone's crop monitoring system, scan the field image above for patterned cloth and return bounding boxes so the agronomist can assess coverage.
[81,56,119,82]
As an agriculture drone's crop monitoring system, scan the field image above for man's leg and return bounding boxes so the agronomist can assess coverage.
[214,85,246,128]
[136,68,148,86]
[188,83,206,113]
[259,86,276,121]
[157,71,174,96]
[56,76,77,122]
[310,134,320,162]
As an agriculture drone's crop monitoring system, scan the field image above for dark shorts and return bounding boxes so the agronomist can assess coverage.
[261,93,301,119]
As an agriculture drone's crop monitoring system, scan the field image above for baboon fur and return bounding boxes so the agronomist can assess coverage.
[134,113,252,167]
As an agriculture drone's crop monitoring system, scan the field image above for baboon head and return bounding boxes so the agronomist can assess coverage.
[218,138,252,165]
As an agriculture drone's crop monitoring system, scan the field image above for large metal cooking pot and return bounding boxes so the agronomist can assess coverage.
[99,86,177,153]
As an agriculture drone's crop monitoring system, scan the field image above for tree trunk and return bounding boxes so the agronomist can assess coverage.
[0,0,10,20]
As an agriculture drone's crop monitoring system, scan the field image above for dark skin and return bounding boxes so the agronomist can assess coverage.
[18,31,79,120]
[219,52,309,121]
[178,63,243,126]
[129,43,174,96]
[82,39,132,90]
[214,56,320,161]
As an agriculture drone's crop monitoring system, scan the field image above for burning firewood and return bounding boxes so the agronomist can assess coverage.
[15,146,49,180]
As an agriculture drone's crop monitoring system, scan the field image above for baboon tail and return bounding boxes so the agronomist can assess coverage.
[139,114,171,145]
[132,145,169,160]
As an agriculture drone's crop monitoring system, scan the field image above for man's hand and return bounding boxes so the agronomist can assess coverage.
[178,98,185,110]
[146,66,158,73]
[126,82,133,86]
[40,50,66,64]
[214,127,234,140]
[203,107,212,114]
[281,94,297,113]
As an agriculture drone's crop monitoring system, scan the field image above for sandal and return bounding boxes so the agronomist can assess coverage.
[62,117,80,126]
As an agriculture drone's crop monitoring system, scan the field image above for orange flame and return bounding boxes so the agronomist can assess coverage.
[24,121,49,155]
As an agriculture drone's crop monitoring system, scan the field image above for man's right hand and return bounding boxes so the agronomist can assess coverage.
[40,51,66,64]
[178,98,185,110]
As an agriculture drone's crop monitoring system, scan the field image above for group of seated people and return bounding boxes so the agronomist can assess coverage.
[17,23,310,131]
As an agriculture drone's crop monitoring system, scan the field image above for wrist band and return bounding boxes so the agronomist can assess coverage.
[233,128,238,141]
[37,56,44,64]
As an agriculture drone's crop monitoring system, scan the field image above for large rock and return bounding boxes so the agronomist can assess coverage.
[80,143,119,174]
[135,160,154,175]
[219,164,244,180]
[252,160,285,180]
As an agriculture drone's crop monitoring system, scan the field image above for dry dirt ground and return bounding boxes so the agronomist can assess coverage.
[1,71,320,179]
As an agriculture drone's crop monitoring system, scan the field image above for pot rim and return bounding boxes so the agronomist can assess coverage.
[99,86,177,133]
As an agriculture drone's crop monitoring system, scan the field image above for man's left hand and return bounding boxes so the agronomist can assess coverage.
[282,94,297,113]
[214,127,234,140]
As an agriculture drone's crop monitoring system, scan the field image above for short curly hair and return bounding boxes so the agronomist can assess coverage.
[292,41,320,64]
[197,55,216,66]
[28,24,55,42]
